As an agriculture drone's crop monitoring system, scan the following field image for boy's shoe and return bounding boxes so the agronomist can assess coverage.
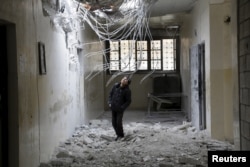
[115,136,124,141]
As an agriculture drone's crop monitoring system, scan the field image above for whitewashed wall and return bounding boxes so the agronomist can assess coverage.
[0,0,105,166]
[209,0,234,142]
[180,0,210,130]
[180,0,235,142]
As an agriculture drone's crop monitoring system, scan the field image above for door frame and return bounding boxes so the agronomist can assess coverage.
[190,43,206,130]
[198,42,206,130]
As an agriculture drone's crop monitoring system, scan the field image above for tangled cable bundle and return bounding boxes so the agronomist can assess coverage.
[42,0,156,39]
[42,0,158,83]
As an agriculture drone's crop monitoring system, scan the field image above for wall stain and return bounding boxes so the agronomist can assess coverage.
[50,94,73,113]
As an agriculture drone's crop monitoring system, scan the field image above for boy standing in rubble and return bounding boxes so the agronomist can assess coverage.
[108,76,132,141]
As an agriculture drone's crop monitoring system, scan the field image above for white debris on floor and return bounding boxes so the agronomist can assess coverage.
[39,117,233,167]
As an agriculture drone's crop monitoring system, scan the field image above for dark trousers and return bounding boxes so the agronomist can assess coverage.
[112,110,124,137]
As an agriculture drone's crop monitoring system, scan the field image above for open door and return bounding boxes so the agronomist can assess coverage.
[190,45,199,129]
[190,43,206,130]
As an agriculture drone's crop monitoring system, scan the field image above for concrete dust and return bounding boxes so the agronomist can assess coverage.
[40,113,233,167]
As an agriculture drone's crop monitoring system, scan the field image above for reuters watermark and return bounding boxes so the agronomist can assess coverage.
[208,151,250,167]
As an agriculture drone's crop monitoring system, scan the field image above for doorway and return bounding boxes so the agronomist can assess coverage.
[0,21,18,167]
[0,24,8,167]
[198,43,206,130]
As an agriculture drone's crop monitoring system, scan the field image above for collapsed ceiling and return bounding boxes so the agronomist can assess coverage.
[41,0,195,83]
[76,0,124,13]
[42,0,157,41]
[41,0,160,82]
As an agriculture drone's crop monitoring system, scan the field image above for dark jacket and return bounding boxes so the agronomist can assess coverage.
[108,82,131,112]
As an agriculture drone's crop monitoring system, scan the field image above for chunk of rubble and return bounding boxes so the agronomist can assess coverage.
[170,121,192,132]
[81,135,93,145]
[39,119,233,167]
[122,134,134,141]
[143,155,151,162]
[159,164,174,167]
[100,134,114,142]
[50,158,73,166]
[39,163,52,167]
[86,154,95,161]
[72,131,82,137]
[178,157,202,165]
[56,149,72,158]
[64,140,71,145]
[152,122,162,130]
[207,140,232,151]
[89,119,110,127]
[156,157,165,161]
[187,126,197,133]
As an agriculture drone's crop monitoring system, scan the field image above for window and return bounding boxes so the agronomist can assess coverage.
[151,40,161,70]
[120,40,136,71]
[108,38,177,72]
[137,41,148,70]
[162,39,175,70]
[109,41,119,71]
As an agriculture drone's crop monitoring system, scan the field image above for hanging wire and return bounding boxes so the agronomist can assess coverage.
[41,0,158,83]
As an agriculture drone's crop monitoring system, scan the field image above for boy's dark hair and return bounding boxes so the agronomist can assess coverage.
[125,75,131,85]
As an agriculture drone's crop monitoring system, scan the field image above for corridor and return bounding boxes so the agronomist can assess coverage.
[1,0,249,167]
[40,111,232,167]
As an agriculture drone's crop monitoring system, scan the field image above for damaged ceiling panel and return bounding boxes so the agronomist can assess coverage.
[41,0,158,83]
[42,0,156,40]
[76,0,124,13]
[42,0,157,40]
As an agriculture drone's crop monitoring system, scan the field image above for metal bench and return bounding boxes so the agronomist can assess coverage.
[147,93,183,116]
